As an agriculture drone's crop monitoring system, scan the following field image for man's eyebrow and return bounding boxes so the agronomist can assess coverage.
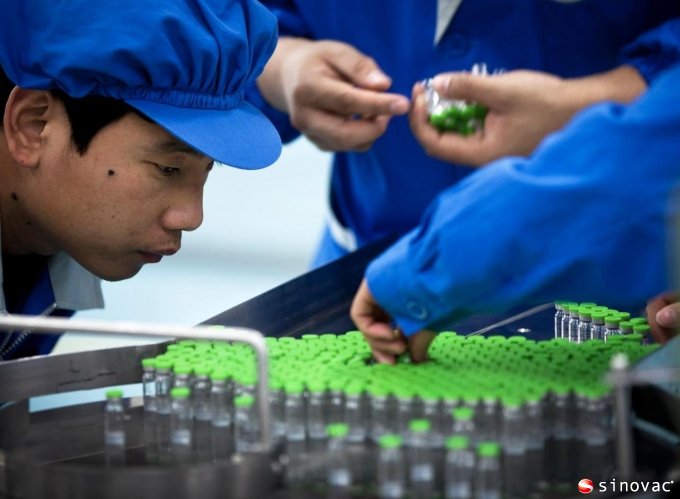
[145,138,205,158]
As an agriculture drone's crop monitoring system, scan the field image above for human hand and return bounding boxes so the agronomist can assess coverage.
[350,279,435,363]
[260,38,410,152]
[646,292,680,343]
[409,69,570,166]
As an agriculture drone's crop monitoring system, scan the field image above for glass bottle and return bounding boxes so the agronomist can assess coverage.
[190,365,211,419]
[326,423,353,491]
[104,388,127,466]
[561,303,577,339]
[210,369,233,460]
[444,436,474,499]
[172,363,193,389]
[192,365,212,462]
[605,315,622,339]
[451,407,476,443]
[345,383,367,443]
[553,301,565,339]
[234,395,260,453]
[267,377,286,442]
[474,442,502,499]
[377,434,406,499]
[284,381,306,443]
[155,359,174,415]
[500,395,526,456]
[567,306,581,343]
[141,358,157,412]
[170,386,194,464]
[407,419,435,497]
[589,312,607,341]
[306,380,328,441]
[577,308,592,344]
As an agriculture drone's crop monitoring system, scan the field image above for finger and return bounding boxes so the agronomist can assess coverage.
[432,72,500,106]
[371,347,396,365]
[325,45,393,91]
[407,330,436,363]
[646,294,678,343]
[308,78,409,117]
[656,303,680,329]
[304,112,390,152]
[366,335,408,353]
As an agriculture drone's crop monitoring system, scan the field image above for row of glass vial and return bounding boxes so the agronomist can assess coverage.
[105,385,261,466]
[141,358,612,456]
[553,302,649,343]
[324,420,502,499]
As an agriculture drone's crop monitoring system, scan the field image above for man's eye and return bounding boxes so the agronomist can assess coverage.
[157,165,180,177]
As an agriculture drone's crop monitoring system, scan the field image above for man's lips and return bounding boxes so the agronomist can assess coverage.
[139,248,178,263]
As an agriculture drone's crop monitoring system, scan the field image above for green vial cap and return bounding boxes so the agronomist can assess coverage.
[170,387,191,399]
[378,434,403,449]
[194,364,212,377]
[210,369,230,382]
[619,321,633,332]
[579,302,597,309]
[632,324,650,335]
[141,358,156,369]
[446,435,470,451]
[409,419,431,433]
[616,312,631,321]
[477,442,501,458]
[630,317,648,325]
[326,423,349,439]
[155,359,173,371]
[234,395,254,408]
[106,389,123,400]
[173,364,192,376]
[605,316,621,327]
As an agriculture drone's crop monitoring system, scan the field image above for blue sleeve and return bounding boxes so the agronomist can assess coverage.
[621,18,680,83]
[244,0,313,143]
[367,64,680,335]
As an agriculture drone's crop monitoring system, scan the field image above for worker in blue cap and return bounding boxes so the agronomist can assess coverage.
[0,0,281,360]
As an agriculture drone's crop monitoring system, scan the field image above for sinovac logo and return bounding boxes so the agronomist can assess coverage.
[579,478,675,494]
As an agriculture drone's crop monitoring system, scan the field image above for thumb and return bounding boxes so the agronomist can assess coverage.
[656,302,680,328]
[329,44,392,91]
[432,72,499,107]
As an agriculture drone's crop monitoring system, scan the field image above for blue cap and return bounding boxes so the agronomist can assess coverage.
[0,0,281,170]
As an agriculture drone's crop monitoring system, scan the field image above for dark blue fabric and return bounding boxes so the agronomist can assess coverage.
[0,262,73,361]
[368,63,680,335]
[250,1,680,262]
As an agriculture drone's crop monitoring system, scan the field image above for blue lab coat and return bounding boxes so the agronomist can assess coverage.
[367,61,680,335]
[248,0,680,265]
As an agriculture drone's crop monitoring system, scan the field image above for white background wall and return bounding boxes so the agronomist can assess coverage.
[53,137,331,354]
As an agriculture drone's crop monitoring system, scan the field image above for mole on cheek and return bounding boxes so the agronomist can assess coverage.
[108,170,116,177]
[11,192,18,201]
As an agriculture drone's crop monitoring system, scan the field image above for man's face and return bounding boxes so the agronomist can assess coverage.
[26,108,213,281]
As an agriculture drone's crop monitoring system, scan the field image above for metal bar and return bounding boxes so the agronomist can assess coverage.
[0,314,272,450]
[465,302,554,337]
[610,353,635,481]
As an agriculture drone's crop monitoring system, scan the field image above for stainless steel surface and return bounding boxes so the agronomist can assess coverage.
[0,342,169,402]
[612,354,635,481]
[0,314,272,450]
[203,237,394,336]
[465,302,554,336]
[1,402,277,499]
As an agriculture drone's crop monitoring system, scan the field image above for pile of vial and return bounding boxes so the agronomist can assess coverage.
[102,316,658,498]
[553,301,651,344]
[424,63,491,135]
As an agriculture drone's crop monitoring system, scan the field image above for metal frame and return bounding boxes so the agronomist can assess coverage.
[0,314,272,450]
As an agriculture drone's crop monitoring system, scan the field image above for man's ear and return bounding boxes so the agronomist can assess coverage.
[3,88,53,168]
